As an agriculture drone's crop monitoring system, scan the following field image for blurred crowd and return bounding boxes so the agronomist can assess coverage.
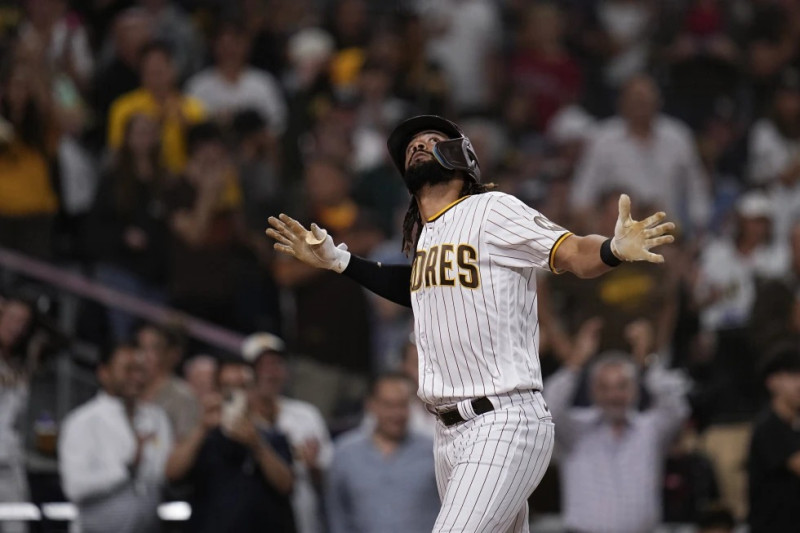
[3,0,800,531]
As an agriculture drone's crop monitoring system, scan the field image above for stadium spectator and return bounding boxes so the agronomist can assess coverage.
[107,40,206,174]
[164,122,246,327]
[187,19,287,135]
[361,244,412,372]
[385,13,449,117]
[239,0,292,76]
[354,59,410,134]
[545,335,689,533]
[750,279,800,360]
[165,356,296,533]
[227,109,285,332]
[301,157,362,234]
[14,4,98,229]
[58,343,172,533]
[136,322,198,441]
[231,109,283,235]
[748,68,800,177]
[18,0,94,91]
[281,27,336,178]
[270,157,373,420]
[692,191,788,520]
[743,0,800,109]
[399,337,436,438]
[588,0,656,90]
[0,59,59,258]
[93,8,152,132]
[324,0,370,97]
[242,332,333,533]
[183,354,218,399]
[326,372,439,533]
[570,74,711,234]
[271,256,373,422]
[505,2,582,134]
[0,296,38,369]
[283,27,336,100]
[748,347,800,533]
[658,0,740,130]
[749,69,800,243]
[783,218,800,294]
[0,296,37,533]
[693,99,746,234]
[327,0,370,51]
[307,93,386,175]
[424,0,502,114]
[662,424,721,524]
[695,191,788,334]
[87,113,170,341]
[136,0,202,79]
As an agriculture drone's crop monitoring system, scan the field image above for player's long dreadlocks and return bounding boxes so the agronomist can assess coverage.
[402,179,497,256]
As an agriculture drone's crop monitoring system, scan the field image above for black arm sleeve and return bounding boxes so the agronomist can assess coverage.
[342,255,412,308]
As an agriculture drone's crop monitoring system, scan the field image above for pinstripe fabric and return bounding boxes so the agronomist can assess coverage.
[412,192,568,406]
[432,391,554,533]
[410,191,566,531]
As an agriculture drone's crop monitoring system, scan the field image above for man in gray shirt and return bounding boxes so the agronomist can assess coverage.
[326,372,439,533]
[137,323,199,441]
[545,323,689,533]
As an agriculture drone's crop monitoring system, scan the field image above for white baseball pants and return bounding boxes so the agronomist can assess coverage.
[432,390,555,533]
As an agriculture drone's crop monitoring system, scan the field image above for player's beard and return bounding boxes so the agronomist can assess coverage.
[403,159,455,195]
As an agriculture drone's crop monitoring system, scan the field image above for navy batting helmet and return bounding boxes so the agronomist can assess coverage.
[386,115,481,182]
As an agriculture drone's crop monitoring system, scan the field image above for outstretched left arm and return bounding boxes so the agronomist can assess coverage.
[553,194,675,279]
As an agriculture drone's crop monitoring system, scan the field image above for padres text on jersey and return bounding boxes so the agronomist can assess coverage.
[411,191,572,405]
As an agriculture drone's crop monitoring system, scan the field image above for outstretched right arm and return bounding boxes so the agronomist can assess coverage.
[266,215,412,308]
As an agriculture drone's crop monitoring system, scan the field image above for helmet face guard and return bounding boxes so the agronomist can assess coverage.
[432,137,481,181]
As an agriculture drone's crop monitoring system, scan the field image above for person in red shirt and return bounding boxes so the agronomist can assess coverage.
[506,3,582,133]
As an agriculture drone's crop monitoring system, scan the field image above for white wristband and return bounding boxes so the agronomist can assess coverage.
[331,249,351,274]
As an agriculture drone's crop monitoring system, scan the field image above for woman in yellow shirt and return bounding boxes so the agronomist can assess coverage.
[0,62,59,258]
[107,41,206,174]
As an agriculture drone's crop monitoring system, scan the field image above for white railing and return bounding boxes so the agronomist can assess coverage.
[0,502,191,522]
[0,246,245,352]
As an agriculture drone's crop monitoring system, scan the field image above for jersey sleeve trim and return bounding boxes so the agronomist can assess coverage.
[427,195,471,222]
[548,232,574,274]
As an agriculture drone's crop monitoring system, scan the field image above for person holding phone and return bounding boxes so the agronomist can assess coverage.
[165,356,296,533]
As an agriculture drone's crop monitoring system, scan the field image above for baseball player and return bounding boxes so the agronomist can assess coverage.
[266,115,674,532]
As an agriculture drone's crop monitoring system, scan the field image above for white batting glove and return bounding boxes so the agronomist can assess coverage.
[266,214,351,273]
[610,194,676,263]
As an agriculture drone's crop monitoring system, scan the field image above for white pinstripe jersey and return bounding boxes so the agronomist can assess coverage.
[411,191,572,405]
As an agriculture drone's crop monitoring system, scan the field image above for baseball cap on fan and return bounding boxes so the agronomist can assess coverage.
[736,191,772,220]
[241,333,287,364]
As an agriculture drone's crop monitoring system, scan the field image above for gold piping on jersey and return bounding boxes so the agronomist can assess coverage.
[548,232,574,274]
[427,195,471,222]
